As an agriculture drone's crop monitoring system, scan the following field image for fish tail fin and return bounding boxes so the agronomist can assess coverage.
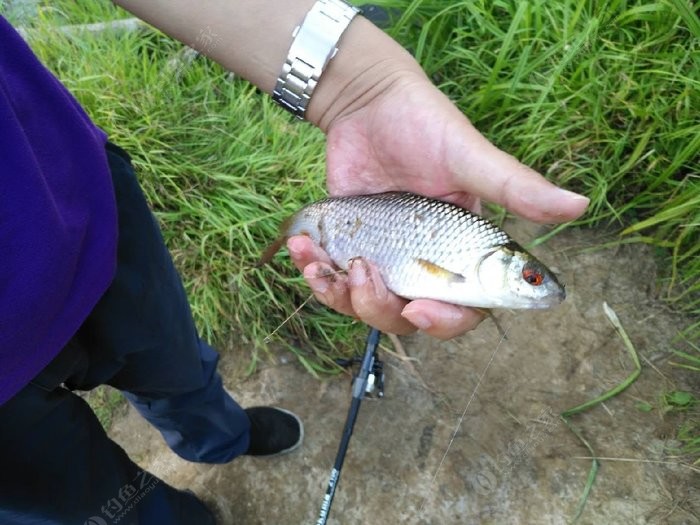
[257,236,287,267]
[258,213,307,267]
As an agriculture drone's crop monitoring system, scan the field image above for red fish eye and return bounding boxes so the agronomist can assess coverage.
[523,267,544,286]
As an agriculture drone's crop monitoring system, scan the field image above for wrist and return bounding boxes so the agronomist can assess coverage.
[272,0,360,119]
[304,16,426,131]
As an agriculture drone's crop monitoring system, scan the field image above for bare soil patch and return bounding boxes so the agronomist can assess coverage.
[108,223,699,524]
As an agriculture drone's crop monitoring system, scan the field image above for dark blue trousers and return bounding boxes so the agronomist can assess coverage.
[0,143,250,524]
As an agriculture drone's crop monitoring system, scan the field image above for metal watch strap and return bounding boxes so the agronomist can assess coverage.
[272,0,360,119]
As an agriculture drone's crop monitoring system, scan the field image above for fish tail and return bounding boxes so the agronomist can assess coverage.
[257,236,287,267]
[258,204,326,267]
[257,213,300,267]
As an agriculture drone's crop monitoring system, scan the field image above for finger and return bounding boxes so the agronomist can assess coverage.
[445,120,589,224]
[287,236,333,272]
[401,299,484,340]
[347,259,417,335]
[302,262,355,317]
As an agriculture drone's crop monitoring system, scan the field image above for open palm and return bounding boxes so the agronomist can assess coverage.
[289,73,589,338]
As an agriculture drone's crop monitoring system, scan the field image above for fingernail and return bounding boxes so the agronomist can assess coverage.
[348,259,367,287]
[287,237,303,258]
[558,188,590,204]
[403,311,432,330]
[309,275,329,294]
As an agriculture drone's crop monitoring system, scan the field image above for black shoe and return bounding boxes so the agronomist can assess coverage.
[244,406,304,457]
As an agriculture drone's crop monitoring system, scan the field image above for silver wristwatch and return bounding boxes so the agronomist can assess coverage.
[272,0,360,119]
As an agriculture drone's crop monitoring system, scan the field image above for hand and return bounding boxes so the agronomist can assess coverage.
[288,73,588,338]
[290,71,589,339]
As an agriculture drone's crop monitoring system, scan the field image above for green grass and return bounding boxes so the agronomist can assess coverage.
[381,0,699,333]
[6,0,698,363]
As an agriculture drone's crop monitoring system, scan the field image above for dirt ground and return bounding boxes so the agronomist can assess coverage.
[108,222,699,524]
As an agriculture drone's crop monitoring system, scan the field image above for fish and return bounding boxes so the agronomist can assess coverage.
[260,192,565,309]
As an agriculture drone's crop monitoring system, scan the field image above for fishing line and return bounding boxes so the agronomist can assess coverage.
[264,269,349,343]
[416,322,511,518]
[264,293,315,343]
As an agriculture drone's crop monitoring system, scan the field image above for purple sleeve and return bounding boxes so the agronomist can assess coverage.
[0,16,118,404]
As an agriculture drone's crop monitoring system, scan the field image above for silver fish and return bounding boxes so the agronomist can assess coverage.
[261,192,565,309]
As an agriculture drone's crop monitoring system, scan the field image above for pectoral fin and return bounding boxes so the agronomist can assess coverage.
[416,258,466,283]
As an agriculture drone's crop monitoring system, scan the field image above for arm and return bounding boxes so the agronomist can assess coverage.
[113,1,589,338]
[112,1,417,130]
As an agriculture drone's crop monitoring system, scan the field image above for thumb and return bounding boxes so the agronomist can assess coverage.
[445,120,589,224]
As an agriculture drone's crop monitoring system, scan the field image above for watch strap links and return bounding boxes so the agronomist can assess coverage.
[272,0,360,119]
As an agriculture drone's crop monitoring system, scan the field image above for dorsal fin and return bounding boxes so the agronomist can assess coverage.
[416,258,465,283]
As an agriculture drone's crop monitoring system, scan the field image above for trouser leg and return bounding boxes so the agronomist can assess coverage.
[0,142,248,523]
[68,142,250,462]
[122,339,251,463]
[0,345,215,525]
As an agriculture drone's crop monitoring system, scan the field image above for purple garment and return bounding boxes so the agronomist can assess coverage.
[0,16,117,405]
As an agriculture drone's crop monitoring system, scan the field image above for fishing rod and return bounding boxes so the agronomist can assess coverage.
[316,326,384,525]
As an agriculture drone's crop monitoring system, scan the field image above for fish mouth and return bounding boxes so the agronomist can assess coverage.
[547,273,566,304]
[535,282,566,308]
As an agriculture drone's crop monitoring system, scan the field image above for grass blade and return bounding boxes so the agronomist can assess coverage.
[560,302,643,521]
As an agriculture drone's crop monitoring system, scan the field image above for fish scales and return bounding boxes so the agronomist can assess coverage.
[263,192,565,309]
[310,193,508,268]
